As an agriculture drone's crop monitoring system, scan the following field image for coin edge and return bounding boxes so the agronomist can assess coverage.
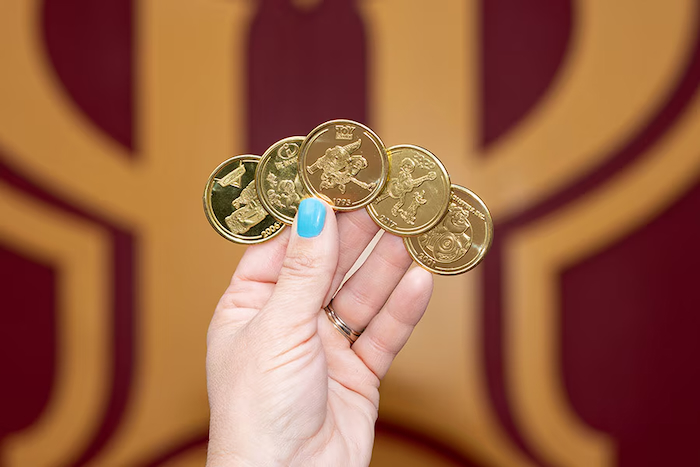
[298,119,389,212]
[366,144,451,237]
[255,136,307,225]
[403,184,494,275]
[203,154,286,244]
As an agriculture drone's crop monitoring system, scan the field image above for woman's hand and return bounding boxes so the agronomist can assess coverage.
[206,198,433,466]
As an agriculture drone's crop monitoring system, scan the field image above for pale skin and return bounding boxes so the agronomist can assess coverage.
[206,203,434,466]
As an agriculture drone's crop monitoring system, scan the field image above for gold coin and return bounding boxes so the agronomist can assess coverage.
[404,185,493,275]
[299,119,388,211]
[366,145,450,236]
[256,136,309,224]
[203,155,286,244]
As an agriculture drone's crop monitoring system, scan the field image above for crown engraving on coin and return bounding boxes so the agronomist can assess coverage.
[335,124,356,140]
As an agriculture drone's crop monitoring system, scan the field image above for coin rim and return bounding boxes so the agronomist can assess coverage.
[203,154,286,244]
[255,136,307,225]
[298,119,389,211]
[403,184,494,275]
[366,144,451,236]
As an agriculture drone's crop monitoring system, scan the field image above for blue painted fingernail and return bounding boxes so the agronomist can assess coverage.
[297,198,326,238]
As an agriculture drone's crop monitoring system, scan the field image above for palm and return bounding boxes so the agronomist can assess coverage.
[207,209,433,466]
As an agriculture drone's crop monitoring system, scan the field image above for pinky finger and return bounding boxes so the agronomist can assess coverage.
[351,267,433,380]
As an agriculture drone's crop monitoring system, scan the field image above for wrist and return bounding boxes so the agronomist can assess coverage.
[206,442,273,467]
[206,432,289,467]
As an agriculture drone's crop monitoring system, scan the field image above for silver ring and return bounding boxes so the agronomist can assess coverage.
[324,302,363,345]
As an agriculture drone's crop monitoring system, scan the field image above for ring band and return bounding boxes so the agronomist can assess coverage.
[324,302,363,345]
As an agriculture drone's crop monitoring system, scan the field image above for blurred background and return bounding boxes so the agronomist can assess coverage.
[1,0,699,465]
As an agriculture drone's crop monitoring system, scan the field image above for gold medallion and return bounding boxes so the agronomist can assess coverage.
[299,119,389,211]
[404,185,493,275]
[256,136,309,224]
[367,145,450,236]
[203,155,285,244]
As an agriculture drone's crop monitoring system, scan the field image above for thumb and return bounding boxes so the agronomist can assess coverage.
[258,198,338,340]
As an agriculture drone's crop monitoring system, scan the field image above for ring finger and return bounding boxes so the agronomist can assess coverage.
[328,231,413,337]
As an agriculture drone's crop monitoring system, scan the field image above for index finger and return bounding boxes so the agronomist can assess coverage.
[232,227,291,284]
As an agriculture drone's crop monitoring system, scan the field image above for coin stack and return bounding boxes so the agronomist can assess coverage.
[203,119,493,275]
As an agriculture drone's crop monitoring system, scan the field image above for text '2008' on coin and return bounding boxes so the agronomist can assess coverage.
[299,119,389,211]
[367,145,450,236]
[203,154,285,244]
[404,185,493,275]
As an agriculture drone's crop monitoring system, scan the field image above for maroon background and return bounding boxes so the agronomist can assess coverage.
[0,247,56,444]
[0,1,136,466]
[482,1,700,466]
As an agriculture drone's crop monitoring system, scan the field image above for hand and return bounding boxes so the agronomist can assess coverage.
[206,198,434,466]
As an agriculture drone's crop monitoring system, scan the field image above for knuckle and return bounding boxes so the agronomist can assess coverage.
[366,332,397,362]
[345,210,380,238]
[348,284,376,311]
[377,238,412,271]
[281,249,317,278]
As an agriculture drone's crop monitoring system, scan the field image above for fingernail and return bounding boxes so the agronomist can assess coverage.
[297,198,326,238]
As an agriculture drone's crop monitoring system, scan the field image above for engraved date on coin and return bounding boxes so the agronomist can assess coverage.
[333,198,352,207]
[377,214,397,228]
[261,222,283,238]
[418,252,436,267]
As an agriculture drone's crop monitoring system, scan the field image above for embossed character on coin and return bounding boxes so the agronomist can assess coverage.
[367,145,450,236]
[299,119,388,211]
[223,179,267,234]
[204,155,285,244]
[256,137,309,224]
[373,156,437,225]
[306,138,376,194]
[418,199,474,263]
[403,184,493,275]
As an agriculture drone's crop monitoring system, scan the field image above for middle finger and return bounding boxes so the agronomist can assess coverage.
[324,209,381,303]
[330,232,413,333]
